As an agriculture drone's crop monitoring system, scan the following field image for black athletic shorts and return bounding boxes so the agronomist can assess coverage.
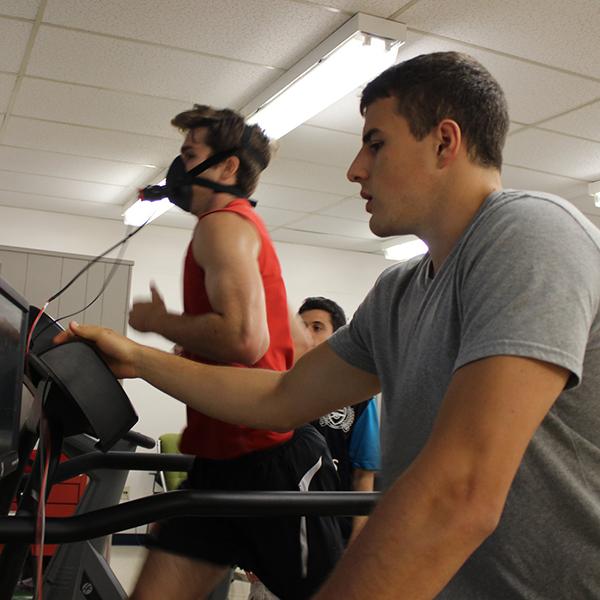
[148,425,344,600]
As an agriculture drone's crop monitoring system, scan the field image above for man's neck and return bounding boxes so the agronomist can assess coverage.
[424,167,502,273]
[211,192,240,209]
[191,192,239,216]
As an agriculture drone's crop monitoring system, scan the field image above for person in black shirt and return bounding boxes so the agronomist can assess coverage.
[299,297,381,544]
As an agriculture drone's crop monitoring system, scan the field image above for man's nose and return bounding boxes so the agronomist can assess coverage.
[347,154,366,183]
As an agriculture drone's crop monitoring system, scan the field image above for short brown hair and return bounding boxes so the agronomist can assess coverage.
[171,105,271,197]
[360,52,509,169]
[298,297,347,332]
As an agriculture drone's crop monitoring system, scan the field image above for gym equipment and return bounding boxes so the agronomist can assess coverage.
[0,297,140,600]
[0,278,29,482]
[0,280,380,599]
[42,430,156,600]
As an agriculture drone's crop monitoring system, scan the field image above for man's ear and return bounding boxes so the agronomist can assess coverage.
[435,119,462,168]
[221,155,240,180]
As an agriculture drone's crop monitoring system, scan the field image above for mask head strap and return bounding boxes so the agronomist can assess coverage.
[139,124,261,209]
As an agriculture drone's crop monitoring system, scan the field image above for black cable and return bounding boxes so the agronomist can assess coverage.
[47,219,149,304]
[54,248,126,321]
[32,228,132,343]
[31,219,149,344]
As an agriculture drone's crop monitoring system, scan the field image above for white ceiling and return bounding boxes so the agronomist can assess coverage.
[0,0,599,256]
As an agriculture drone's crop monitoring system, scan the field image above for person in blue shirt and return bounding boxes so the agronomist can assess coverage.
[299,297,381,544]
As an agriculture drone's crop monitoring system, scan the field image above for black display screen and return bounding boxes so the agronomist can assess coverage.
[0,278,28,479]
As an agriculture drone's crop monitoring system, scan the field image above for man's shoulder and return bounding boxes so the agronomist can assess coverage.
[485,190,597,231]
[194,204,263,240]
[191,209,266,268]
[473,189,600,250]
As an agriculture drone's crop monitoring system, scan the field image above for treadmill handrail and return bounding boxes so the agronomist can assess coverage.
[0,490,380,543]
[52,451,195,483]
[121,430,156,449]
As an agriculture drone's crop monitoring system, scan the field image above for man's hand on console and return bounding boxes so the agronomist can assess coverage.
[53,323,141,379]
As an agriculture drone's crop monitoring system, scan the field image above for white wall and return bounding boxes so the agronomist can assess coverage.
[1,205,389,500]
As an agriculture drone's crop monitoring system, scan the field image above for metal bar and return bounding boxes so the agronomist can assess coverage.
[0,490,380,543]
[52,451,195,483]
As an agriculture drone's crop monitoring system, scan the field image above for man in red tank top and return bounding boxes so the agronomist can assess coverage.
[126,105,342,600]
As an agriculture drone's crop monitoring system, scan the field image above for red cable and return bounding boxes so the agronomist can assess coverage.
[34,418,51,600]
[26,303,49,357]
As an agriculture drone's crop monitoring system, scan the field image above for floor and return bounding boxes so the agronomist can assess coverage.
[109,546,251,599]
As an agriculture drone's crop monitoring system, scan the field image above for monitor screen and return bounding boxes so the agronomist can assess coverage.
[0,276,28,480]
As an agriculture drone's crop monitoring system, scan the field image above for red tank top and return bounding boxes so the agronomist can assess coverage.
[179,198,294,458]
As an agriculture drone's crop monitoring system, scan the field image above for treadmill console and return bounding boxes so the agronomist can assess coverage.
[28,311,138,452]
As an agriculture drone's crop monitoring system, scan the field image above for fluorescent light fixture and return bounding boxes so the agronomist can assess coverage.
[243,13,406,140]
[123,180,173,226]
[589,181,600,208]
[383,238,428,262]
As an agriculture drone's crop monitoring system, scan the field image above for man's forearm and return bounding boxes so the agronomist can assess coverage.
[129,339,379,436]
[352,469,375,493]
[349,469,375,543]
[152,311,261,364]
[134,344,291,430]
[315,462,498,599]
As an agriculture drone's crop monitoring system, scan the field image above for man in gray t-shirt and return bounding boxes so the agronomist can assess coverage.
[57,52,600,599]
[330,188,600,598]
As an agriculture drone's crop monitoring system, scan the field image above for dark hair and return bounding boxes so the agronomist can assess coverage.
[298,297,347,332]
[171,104,271,196]
[360,52,509,169]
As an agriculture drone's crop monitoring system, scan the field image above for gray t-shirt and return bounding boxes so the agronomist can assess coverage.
[329,189,600,599]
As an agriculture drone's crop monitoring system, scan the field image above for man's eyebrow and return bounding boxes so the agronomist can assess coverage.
[362,128,381,145]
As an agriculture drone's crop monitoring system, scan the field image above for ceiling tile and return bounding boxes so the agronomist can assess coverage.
[0,73,16,112]
[253,182,344,213]
[255,205,306,229]
[0,17,32,72]
[3,116,181,167]
[1,0,596,261]
[0,169,127,204]
[13,78,191,137]
[286,214,376,239]
[0,145,156,187]
[27,26,281,108]
[318,196,370,222]
[271,228,385,253]
[508,122,526,135]
[394,30,600,124]
[0,1,40,19]
[501,165,589,200]
[398,0,600,79]
[0,188,124,219]
[153,208,197,230]
[297,1,401,17]
[42,0,347,69]
[541,100,600,142]
[277,124,360,169]
[262,157,357,196]
[504,129,600,180]
[306,88,364,135]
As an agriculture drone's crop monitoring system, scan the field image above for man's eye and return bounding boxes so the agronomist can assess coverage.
[369,142,383,153]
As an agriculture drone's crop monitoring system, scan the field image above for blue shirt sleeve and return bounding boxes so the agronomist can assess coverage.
[348,398,381,471]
